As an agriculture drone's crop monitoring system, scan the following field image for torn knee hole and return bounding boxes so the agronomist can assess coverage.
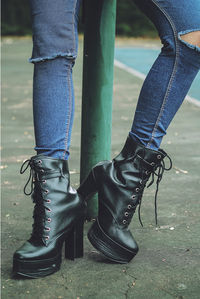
[179,30,200,49]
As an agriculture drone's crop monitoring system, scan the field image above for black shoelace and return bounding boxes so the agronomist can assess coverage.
[20,158,65,239]
[20,158,65,195]
[137,153,172,227]
[20,159,48,238]
[20,159,37,196]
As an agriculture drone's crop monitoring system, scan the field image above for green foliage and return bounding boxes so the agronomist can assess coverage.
[116,0,156,37]
[2,0,32,35]
[2,0,157,37]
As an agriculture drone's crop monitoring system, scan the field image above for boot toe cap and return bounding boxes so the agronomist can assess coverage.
[13,241,38,260]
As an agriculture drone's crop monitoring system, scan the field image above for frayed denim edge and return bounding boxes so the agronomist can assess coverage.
[28,52,76,63]
[178,29,200,53]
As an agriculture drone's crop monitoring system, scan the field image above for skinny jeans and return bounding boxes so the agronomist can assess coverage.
[29,0,200,159]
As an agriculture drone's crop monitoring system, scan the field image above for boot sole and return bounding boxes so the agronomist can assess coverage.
[88,218,138,264]
[13,214,85,278]
[13,253,61,278]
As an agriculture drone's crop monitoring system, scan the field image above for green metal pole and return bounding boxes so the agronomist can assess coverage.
[80,0,117,219]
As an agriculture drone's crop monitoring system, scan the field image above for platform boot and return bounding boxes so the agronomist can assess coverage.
[78,136,172,263]
[13,155,86,278]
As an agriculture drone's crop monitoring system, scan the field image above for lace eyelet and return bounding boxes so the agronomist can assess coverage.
[135,188,139,192]
[45,190,49,194]
[46,199,51,203]
[151,162,155,166]
[124,212,129,217]
[45,236,49,240]
[38,160,42,165]
[132,194,136,199]
[128,204,132,209]
[123,220,127,224]
[140,180,143,185]
[47,208,52,213]
[47,218,51,222]
[145,170,150,175]
[157,154,161,160]
[42,180,46,184]
[40,169,45,173]
[45,227,51,231]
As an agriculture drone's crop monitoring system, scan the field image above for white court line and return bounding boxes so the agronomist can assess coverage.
[185,95,200,107]
[114,60,146,80]
[114,59,200,108]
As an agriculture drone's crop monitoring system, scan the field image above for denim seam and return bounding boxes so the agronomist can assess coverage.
[62,0,77,160]
[73,0,78,56]
[62,67,72,160]
[147,0,180,148]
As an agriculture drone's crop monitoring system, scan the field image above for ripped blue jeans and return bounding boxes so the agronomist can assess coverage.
[130,0,200,149]
[30,0,200,159]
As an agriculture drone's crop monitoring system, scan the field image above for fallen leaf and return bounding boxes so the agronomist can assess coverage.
[0,165,8,169]
[174,166,188,174]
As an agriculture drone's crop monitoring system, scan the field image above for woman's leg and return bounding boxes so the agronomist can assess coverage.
[130,0,200,150]
[78,0,200,263]
[30,0,81,160]
[13,0,85,279]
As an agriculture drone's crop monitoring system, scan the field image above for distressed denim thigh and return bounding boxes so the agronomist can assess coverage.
[29,0,79,63]
[154,0,200,51]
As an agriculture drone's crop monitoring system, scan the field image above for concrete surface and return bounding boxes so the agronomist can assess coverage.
[1,37,200,299]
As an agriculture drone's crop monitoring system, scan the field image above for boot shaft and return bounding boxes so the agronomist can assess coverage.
[95,137,171,227]
[20,155,85,245]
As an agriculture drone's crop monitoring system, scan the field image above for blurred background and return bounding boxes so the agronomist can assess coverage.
[2,0,199,101]
[2,0,156,37]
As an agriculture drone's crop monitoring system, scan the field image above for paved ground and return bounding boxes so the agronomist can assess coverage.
[1,37,200,299]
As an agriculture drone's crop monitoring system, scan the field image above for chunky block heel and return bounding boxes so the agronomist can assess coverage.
[78,169,98,198]
[65,216,84,260]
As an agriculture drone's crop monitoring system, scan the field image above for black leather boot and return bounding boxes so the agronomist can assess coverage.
[13,155,86,278]
[78,136,172,264]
